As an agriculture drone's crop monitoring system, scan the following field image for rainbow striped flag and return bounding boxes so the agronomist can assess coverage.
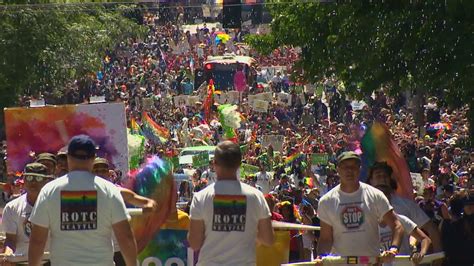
[284,152,304,165]
[305,177,314,188]
[361,122,413,199]
[130,118,141,135]
[141,112,169,144]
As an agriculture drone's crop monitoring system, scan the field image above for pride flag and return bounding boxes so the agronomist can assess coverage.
[125,156,177,252]
[141,112,169,144]
[361,122,413,199]
[130,118,141,135]
[203,80,215,123]
[284,152,304,165]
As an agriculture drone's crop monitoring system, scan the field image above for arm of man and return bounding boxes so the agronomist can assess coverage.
[420,220,442,252]
[257,217,274,246]
[28,224,49,266]
[410,227,432,265]
[113,220,137,266]
[383,210,404,248]
[380,210,404,263]
[187,219,205,251]
[316,220,334,255]
[120,188,158,212]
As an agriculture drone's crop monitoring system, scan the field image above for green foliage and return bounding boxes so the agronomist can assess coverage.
[0,5,146,112]
[249,0,474,105]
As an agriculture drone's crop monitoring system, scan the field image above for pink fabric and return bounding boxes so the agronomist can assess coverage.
[233,70,247,92]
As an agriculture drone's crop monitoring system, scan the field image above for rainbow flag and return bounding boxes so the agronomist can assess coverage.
[284,152,304,165]
[361,122,413,199]
[125,156,177,252]
[141,112,169,144]
[305,177,314,188]
[203,79,215,123]
[214,195,247,208]
[130,118,141,135]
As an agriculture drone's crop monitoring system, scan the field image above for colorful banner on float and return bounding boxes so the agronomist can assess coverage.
[4,103,128,174]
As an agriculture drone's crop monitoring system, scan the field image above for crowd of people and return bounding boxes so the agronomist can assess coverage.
[0,9,473,266]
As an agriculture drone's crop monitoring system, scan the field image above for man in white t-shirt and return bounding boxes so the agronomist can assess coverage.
[367,161,443,253]
[188,141,274,266]
[255,163,272,194]
[2,163,53,259]
[28,135,137,266]
[316,152,404,265]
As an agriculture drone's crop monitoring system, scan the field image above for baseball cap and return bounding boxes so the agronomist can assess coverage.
[93,157,109,167]
[24,163,49,177]
[67,135,96,160]
[35,153,57,165]
[337,151,361,164]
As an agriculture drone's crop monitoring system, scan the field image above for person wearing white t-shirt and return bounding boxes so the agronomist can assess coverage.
[2,163,53,261]
[367,161,443,253]
[188,141,274,266]
[255,164,272,194]
[28,135,137,266]
[316,152,403,265]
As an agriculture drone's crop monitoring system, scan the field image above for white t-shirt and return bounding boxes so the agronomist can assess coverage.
[379,214,417,255]
[2,194,49,255]
[190,180,271,266]
[318,182,392,256]
[29,171,129,266]
[201,170,217,185]
[255,171,272,194]
[390,195,430,227]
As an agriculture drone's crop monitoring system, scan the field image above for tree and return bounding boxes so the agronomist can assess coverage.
[0,4,146,136]
[247,0,474,145]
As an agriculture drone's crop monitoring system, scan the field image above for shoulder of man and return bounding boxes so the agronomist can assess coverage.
[3,193,26,210]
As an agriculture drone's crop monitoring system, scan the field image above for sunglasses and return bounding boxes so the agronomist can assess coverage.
[24,175,50,182]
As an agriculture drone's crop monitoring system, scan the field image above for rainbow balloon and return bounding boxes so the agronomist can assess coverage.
[125,156,177,252]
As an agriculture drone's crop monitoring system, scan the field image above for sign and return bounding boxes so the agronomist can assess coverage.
[262,135,284,151]
[29,99,45,107]
[255,92,273,102]
[311,153,329,165]
[277,93,292,107]
[5,103,128,174]
[240,163,260,178]
[252,100,269,113]
[90,96,106,104]
[351,100,367,111]
[186,96,201,106]
[192,152,209,168]
[226,91,240,104]
[411,172,424,195]
[137,211,192,266]
[174,95,188,107]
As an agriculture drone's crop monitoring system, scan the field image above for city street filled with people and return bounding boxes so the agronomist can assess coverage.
[0,2,473,266]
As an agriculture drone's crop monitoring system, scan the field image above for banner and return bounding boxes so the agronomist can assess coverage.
[5,103,128,174]
[311,153,329,165]
[192,152,209,168]
[174,95,188,107]
[252,100,269,113]
[138,210,192,266]
[240,163,260,178]
[262,135,284,151]
[277,93,292,106]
